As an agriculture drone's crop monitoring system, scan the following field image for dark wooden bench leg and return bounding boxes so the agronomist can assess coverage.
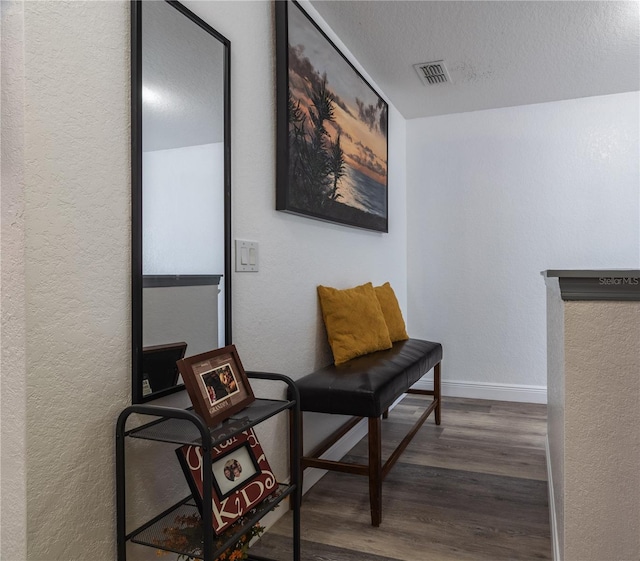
[434,362,441,425]
[299,357,442,527]
[382,408,389,419]
[368,416,382,526]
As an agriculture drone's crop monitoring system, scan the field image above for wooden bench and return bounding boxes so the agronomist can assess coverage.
[295,338,442,526]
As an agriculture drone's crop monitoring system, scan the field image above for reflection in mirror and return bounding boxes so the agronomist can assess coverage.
[132,0,231,403]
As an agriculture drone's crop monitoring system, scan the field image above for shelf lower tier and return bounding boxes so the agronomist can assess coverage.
[129,483,292,560]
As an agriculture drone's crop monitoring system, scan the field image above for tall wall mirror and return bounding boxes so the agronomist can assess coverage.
[131,0,231,403]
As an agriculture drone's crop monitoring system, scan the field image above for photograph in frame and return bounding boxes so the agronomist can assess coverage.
[175,428,278,534]
[177,345,255,427]
[211,442,258,497]
[275,0,389,232]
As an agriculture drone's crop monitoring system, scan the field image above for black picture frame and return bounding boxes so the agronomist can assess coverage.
[275,0,389,232]
[141,341,187,397]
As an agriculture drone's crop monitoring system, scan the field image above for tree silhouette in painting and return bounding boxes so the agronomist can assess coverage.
[288,75,346,212]
[328,133,345,201]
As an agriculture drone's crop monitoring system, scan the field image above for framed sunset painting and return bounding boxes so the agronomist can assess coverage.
[275,0,389,232]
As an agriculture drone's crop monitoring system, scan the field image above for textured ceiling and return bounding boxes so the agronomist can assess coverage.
[309,0,640,119]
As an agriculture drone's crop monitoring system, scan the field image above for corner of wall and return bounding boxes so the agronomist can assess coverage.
[1,1,28,559]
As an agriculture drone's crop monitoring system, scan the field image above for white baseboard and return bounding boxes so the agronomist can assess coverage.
[412,377,547,404]
[545,435,561,561]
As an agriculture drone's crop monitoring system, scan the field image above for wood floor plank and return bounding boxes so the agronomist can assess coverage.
[250,397,551,561]
[386,439,548,480]
[346,412,548,480]
[252,535,404,561]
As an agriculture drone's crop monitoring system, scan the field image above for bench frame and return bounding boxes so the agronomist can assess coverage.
[299,362,441,526]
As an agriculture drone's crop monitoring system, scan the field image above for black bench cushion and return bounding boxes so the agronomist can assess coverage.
[296,338,442,418]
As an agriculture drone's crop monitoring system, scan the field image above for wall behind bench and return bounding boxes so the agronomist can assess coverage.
[407,92,640,402]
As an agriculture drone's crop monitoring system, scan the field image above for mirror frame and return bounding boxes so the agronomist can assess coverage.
[131,0,232,403]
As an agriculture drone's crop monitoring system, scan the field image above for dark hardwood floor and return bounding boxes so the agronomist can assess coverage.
[251,396,551,561]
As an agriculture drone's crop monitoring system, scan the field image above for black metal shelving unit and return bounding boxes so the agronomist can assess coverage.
[116,372,301,561]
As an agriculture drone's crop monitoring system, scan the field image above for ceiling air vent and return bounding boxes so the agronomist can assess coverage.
[414,60,450,86]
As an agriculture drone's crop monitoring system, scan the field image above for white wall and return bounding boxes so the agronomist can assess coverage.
[16,2,130,560]
[1,2,28,559]
[545,279,565,559]
[143,143,224,275]
[407,92,640,399]
[0,1,407,559]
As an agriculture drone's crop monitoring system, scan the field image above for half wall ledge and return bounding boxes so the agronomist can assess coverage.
[542,269,640,301]
[542,267,640,561]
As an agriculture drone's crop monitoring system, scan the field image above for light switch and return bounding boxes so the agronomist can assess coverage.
[235,240,259,272]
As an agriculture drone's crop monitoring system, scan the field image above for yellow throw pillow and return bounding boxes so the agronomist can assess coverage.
[317,282,392,364]
[374,282,409,342]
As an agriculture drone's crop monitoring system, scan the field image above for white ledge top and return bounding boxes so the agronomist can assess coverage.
[542,269,640,301]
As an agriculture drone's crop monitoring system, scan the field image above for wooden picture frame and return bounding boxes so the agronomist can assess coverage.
[177,345,254,427]
[275,0,389,232]
[176,428,278,534]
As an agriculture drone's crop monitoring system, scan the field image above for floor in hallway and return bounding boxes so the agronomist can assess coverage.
[250,395,551,561]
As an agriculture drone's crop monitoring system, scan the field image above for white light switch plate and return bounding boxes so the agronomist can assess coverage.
[235,240,259,272]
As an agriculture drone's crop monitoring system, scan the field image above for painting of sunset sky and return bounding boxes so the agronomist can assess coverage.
[279,1,388,232]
